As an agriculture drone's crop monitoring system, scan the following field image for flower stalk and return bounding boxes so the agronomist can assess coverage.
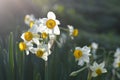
[45,61,48,80]
[87,69,92,80]
[70,66,88,76]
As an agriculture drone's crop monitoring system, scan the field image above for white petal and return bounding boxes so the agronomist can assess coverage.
[47,11,56,19]
[90,66,95,71]
[116,48,120,52]
[42,56,48,61]
[99,62,105,68]
[92,72,97,77]
[82,46,90,53]
[78,60,84,66]
[42,53,48,61]
[53,26,60,35]
[83,56,89,63]
[33,38,39,45]
[49,34,56,40]
[28,46,34,51]
[24,15,30,25]
[67,25,74,30]
[29,25,38,33]
[75,47,81,50]
[27,42,33,47]
[40,18,47,23]
[21,33,25,40]
[102,69,107,73]
[48,50,51,55]
[93,62,98,67]
[29,48,36,54]
[38,25,47,32]
[48,42,52,49]
[26,50,29,55]
[55,20,60,25]
[91,42,98,49]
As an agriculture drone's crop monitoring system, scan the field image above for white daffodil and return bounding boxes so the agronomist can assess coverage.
[73,46,91,66]
[31,41,51,61]
[67,25,79,39]
[114,48,120,58]
[35,48,50,61]
[41,11,60,35]
[21,31,40,44]
[24,14,36,28]
[29,24,50,40]
[90,62,107,77]
[19,41,33,55]
[113,57,120,68]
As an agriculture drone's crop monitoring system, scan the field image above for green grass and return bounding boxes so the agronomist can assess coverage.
[0,30,120,80]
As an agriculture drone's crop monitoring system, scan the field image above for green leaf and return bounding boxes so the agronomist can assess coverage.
[8,32,15,80]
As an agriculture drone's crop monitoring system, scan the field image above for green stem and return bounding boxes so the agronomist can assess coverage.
[76,66,87,73]
[112,69,115,80]
[87,69,92,80]
[59,27,69,32]
[70,66,87,76]
[45,61,48,80]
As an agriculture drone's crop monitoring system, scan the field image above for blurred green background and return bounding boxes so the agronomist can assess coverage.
[0,0,120,35]
[0,0,120,47]
[0,0,120,80]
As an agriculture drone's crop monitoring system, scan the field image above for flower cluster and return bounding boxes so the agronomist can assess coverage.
[71,42,107,78]
[19,11,79,61]
[19,11,61,61]
[19,11,120,80]
[17,11,120,80]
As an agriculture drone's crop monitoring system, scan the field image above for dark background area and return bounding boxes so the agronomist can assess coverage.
[0,0,120,36]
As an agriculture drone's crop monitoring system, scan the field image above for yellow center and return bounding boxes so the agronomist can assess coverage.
[36,49,44,58]
[29,21,34,28]
[96,68,102,75]
[118,62,120,67]
[46,19,56,29]
[74,49,83,59]
[24,32,33,41]
[41,32,48,39]
[19,42,27,51]
[72,29,79,37]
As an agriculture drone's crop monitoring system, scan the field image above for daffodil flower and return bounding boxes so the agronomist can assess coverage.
[67,25,79,39]
[113,57,120,68]
[35,48,50,61]
[90,62,107,77]
[19,41,33,55]
[114,48,120,58]
[73,46,91,66]
[30,41,51,61]
[41,11,60,35]
[24,14,36,28]
[21,31,40,44]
